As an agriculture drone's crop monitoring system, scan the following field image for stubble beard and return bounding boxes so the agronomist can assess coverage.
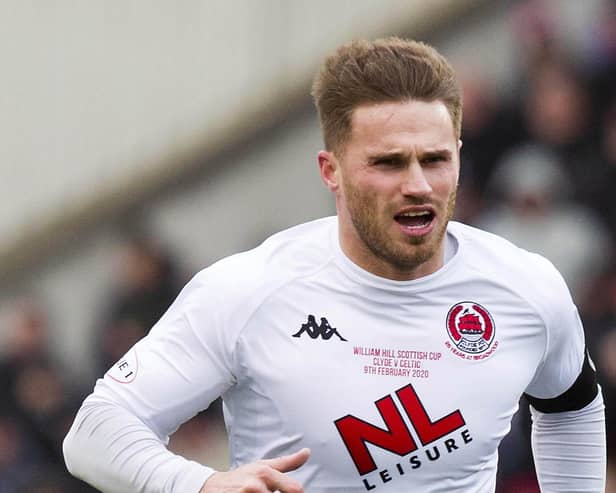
[345,186,457,275]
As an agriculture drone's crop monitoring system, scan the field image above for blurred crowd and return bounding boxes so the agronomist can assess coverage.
[457,0,616,490]
[1,1,615,491]
[0,233,228,492]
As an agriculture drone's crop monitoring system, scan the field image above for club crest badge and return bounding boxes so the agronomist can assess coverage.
[446,302,496,356]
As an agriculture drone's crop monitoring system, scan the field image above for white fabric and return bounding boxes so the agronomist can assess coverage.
[531,391,606,492]
[63,396,214,493]
[63,217,599,492]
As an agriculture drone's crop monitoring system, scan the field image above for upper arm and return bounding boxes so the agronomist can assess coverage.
[523,260,597,412]
[101,271,239,439]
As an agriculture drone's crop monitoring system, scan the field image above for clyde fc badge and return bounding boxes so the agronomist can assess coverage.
[446,302,498,359]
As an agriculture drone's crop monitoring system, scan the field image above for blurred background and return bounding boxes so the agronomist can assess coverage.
[0,0,614,491]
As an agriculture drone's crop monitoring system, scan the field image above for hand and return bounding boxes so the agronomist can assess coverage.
[200,448,310,493]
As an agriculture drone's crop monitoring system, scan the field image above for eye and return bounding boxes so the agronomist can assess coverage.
[373,157,401,167]
[422,154,448,165]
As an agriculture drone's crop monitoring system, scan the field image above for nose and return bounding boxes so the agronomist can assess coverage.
[400,162,432,197]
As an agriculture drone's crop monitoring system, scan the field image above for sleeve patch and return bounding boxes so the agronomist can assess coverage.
[106,348,139,384]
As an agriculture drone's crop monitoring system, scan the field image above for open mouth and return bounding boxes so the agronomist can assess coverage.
[394,210,435,230]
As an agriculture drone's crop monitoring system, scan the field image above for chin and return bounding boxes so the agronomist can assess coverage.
[400,234,443,265]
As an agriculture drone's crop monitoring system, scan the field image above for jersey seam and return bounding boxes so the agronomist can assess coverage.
[230,251,338,374]
[462,261,551,386]
[223,250,336,457]
[454,226,553,386]
[180,310,236,387]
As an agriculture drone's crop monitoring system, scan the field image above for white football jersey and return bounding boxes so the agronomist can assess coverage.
[101,217,585,492]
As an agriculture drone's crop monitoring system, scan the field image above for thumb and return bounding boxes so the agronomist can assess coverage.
[260,448,311,473]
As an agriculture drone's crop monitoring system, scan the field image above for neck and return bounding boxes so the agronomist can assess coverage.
[337,220,446,281]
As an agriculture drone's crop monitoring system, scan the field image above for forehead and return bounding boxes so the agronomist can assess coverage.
[347,100,457,153]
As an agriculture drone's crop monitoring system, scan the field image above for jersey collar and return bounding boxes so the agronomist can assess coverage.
[330,219,462,292]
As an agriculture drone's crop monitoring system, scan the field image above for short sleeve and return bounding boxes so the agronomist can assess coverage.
[524,261,586,400]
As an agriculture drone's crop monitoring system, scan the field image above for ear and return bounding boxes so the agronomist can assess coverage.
[455,140,463,182]
[317,150,340,192]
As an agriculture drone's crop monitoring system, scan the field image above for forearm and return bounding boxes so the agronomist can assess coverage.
[530,391,606,492]
[63,393,214,493]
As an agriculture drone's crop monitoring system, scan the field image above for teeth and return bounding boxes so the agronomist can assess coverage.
[400,211,430,217]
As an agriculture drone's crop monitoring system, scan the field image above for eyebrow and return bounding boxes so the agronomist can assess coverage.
[368,151,406,161]
[421,149,452,160]
[368,148,453,161]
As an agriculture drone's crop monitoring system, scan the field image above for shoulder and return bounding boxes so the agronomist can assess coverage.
[148,217,337,345]
[448,221,573,313]
[181,216,337,307]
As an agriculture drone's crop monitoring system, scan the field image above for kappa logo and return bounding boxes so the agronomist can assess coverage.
[292,314,347,341]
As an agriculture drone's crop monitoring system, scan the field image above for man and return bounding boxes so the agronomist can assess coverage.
[63,38,606,492]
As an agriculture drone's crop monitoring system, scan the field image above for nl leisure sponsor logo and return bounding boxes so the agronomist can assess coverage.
[334,383,471,490]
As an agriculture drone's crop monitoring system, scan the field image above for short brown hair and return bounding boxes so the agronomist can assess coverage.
[311,37,462,154]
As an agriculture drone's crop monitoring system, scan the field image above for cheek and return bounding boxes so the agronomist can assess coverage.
[356,171,401,196]
[431,168,459,193]
[342,178,385,213]
[355,178,394,206]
